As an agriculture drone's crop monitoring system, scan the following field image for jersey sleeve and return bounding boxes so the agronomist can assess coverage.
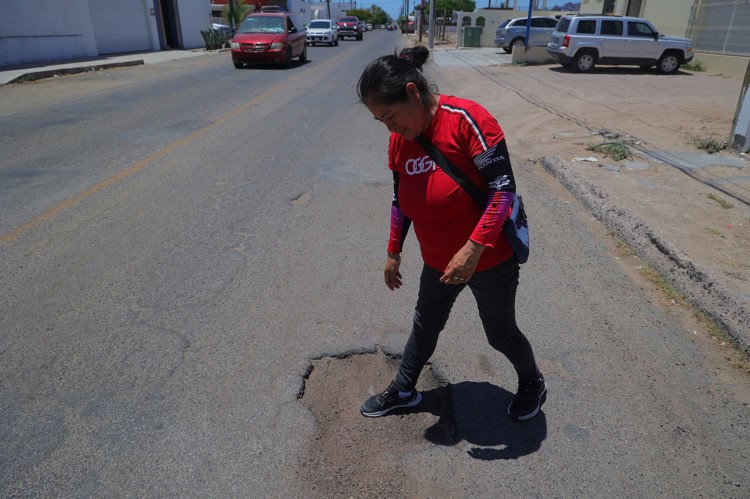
[387,172,411,253]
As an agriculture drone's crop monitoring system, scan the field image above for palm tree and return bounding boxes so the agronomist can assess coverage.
[223,0,252,30]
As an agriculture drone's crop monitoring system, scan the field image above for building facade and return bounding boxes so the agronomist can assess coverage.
[0,0,210,67]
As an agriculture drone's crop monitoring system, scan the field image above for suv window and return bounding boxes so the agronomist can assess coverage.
[556,18,570,32]
[530,18,546,28]
[627,21,655,37]
[513,19,527,27]
[576,20,596,34]
[498,19,511,28]
[601,20,623,36]
[544,18,558,28]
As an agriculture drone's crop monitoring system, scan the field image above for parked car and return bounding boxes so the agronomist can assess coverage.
[495,16,558,53]
[306,19,338,46]
[546,15,694,74]
[366,23,373,32]
[212,23,233,36]
[337,16,363,40]
[231,11,307,68]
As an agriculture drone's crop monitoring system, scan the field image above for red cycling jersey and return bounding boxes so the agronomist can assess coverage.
[387,94,514,272]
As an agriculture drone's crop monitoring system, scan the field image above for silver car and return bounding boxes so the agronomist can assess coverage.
[306,19,338,47]
[547,15,694,74]
[494,16,558,53]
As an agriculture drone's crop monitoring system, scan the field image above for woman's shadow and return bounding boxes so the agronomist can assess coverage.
[413,381,547,461]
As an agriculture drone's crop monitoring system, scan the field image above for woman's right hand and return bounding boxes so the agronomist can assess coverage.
[384,252,402,290]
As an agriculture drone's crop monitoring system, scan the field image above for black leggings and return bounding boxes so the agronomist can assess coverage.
[394,258,540,391]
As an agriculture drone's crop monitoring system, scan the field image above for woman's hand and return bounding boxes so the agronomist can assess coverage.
[439,240,486,285]
[384,252,403,290]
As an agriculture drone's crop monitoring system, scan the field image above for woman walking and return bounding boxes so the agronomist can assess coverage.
[358,46,546,421]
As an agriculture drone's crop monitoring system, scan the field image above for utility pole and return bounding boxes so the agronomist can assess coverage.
[326,0,331,19]
[229,0,235,31]
[427,0,435,48]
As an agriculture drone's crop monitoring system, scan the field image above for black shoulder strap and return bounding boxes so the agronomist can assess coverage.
[415,134,487,209]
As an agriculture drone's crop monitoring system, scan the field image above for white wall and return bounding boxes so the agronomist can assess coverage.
[0,0,98,66]
[88,0,153,54]
[176,0,211,49]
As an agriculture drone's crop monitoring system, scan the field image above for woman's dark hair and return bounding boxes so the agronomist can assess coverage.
[357,46,436,107]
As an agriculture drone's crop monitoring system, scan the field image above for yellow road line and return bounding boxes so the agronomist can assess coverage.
[1,59,331,246]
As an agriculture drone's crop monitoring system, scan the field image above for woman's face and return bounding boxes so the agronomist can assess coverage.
[366,83,430,141]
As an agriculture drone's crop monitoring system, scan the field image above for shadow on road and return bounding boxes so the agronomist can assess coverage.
[414,381,548,461]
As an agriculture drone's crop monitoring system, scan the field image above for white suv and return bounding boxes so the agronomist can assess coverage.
[546,15,694,74]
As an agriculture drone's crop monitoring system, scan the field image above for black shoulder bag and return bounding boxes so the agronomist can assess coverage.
[415,134,530,264]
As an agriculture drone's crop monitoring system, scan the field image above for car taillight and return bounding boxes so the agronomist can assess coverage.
[562,34,570,48]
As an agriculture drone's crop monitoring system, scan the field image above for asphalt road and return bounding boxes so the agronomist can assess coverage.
[1,31,749,496]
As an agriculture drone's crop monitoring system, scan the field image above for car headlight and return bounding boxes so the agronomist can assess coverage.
[231,41,240,49]
[270,42,285,49]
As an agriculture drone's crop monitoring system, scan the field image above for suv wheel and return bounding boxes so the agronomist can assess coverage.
[233,62,243,69]
[573,51,596,73]
[510,38,525,53]
[356,32,362,41]
[657,52,680,74]
[299,44,307,63]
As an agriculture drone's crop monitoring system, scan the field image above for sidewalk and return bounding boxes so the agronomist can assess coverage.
[0,49,219,85]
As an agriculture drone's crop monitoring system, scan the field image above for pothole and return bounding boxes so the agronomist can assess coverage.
[297,351,455,497]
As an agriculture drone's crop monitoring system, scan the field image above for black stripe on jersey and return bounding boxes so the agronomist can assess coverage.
[440,103,489,151]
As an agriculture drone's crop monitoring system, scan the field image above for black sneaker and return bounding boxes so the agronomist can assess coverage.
[507,377,547,421]
[360,381,422,417]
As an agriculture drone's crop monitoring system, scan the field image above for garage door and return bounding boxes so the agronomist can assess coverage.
[89,0,152,54]
[687,0,750,56]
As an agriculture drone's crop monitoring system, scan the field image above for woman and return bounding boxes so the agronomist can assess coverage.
[358,46,546,421]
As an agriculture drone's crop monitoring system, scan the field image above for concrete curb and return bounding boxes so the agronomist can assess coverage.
[540,155,750,354]
[3,60,144,85]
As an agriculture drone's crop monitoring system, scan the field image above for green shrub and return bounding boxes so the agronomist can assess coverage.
[693,136,727,154]
[683,60,706,72]
[201,29,231,50]
[586,140,632,161]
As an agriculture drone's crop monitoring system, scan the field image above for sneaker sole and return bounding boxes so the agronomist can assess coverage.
[360,392,423,418]
[507,389,547,421]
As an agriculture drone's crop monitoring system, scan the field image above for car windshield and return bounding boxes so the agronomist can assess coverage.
[309,21,330,29]
[340,17,357,22]
[498,19,511,28]
[238,17,285,34]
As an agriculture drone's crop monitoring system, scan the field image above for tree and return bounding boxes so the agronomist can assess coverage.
[369,5,389,25]
[425,0,475,16]
[345,8,373,22]
[223,0,252,29]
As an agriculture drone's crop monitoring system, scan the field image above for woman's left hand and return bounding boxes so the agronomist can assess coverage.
[439,240,486,285]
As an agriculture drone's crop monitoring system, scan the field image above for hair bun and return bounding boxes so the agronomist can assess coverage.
[398,46,429,71]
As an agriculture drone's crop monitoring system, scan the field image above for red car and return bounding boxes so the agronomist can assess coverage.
[337,16,363,41]
[231,11,307,68]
